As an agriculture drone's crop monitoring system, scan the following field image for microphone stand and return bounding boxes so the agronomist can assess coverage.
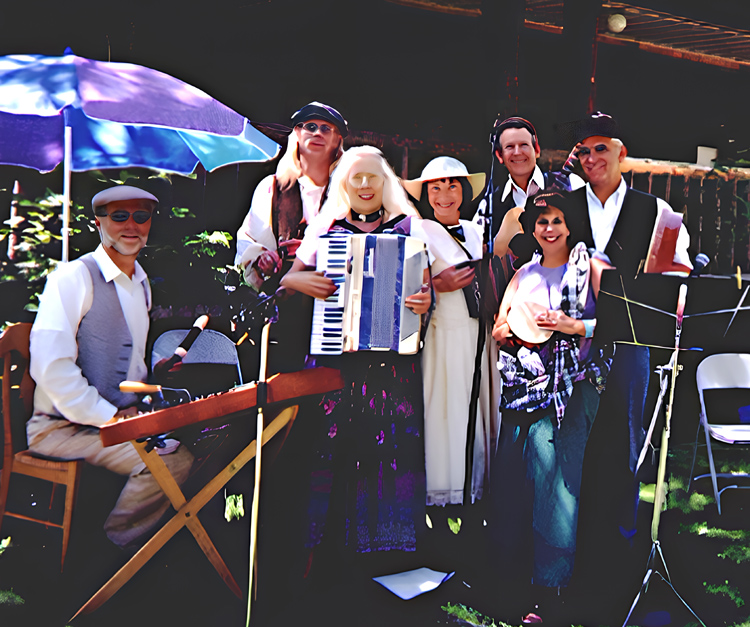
[245,291,280,627]
[462,145,497,504]
[621,284,706,627]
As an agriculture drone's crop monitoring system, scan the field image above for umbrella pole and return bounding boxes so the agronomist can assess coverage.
[62,124,72,263]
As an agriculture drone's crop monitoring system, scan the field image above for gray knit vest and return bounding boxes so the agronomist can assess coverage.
[77,254,144,409]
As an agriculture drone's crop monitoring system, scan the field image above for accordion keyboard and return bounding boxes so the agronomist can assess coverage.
[310,231,349,355]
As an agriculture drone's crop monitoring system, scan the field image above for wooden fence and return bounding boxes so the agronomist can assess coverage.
[350,131,750,276]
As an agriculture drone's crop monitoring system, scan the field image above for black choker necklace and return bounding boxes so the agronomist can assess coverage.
[350,208,383,223]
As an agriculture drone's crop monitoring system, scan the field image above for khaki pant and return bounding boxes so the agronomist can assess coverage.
[27,414,194,548]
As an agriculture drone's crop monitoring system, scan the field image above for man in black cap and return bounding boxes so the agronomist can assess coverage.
[565,111,691,277]
[236,101,347,294]
[558,112,692,611]
[234,101,347,373]
[232,103,347,622]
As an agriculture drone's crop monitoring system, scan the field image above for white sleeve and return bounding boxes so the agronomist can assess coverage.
[406,218,438,265]
[235,175,279,281]
[657,198,693,270]
[30,264,118,426]
[568,173,586,191]
[294,230,319,268]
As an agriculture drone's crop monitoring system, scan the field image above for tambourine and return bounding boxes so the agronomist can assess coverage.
[505,301,554,345]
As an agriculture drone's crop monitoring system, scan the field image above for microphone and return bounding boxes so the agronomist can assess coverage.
[120,380,167,409]
[119,380,191,408]
[691,253,710,276]
[676,283,688,328]
[155,315,209,374]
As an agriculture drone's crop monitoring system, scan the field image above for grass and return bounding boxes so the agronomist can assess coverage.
[442,602,515,627]
[704,581,745,609]
[440,443,750,627]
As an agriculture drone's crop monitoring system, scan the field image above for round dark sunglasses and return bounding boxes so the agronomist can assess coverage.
[96,210,153,224]
[574,144,609,158]
[296,122,336,135]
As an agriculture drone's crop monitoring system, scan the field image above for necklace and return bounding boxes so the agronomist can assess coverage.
[350,207,383,223]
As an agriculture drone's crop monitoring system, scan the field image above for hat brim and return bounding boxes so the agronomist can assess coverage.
[402,172,486,201]
[92,185,158,211]
[506,301,553,345]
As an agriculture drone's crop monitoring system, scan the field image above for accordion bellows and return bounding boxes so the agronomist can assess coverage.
[311,233,428,355]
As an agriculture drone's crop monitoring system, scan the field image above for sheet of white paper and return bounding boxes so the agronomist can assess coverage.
[372,567,455,600]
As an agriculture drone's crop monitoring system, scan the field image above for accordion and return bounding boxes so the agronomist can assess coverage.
[311,232,429,355]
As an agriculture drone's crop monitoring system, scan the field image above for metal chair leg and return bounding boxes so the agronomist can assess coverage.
[687,417,703,494]
[704,422,721,515]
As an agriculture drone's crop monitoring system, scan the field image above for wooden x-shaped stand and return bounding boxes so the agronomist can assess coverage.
[71,404,298,620]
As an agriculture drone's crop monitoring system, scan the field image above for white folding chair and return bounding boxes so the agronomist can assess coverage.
[690,353,750,514]
[152,328,243,386]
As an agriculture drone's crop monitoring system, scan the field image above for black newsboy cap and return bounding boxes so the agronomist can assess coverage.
[562,111,621,146]
[290,101,348,138]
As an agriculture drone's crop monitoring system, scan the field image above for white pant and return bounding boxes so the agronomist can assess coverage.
[27,414,194,548]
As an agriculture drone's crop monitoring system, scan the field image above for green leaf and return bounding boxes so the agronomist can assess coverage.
[224,494,245,522]
[447,517,461,534]
[171,207,195,219]
[206,231,232,247]
[0,588,24,606]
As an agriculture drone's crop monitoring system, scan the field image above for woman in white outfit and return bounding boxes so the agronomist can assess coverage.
[404,157,500,518]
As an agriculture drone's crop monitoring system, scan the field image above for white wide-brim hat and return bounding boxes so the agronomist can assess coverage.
[402,156,486,201]
[92,185,159,212]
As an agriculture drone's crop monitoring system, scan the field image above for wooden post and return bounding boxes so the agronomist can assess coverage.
[561,0,602,119]
[481,0,524,119]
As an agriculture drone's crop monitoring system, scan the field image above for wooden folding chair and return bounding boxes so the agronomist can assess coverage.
[0,322,83,571]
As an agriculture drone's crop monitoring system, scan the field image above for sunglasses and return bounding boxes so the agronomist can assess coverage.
[96,210,153,224]
[574,144,609,158]
[296,122,336,135]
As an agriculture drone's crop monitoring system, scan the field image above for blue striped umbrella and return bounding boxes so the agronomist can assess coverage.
[0,52,280,260]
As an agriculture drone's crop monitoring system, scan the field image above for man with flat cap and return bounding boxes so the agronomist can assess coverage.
[564,111,692,278]
[27,185,193,548]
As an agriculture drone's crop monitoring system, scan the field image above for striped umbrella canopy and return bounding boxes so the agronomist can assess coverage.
[0,52,280,260]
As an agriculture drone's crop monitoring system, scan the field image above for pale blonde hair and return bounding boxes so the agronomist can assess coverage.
[307,146,418,235]
[275,128,344,191]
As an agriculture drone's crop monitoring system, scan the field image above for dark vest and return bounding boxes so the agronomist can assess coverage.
[566,186,659,280]
[270,176,330,241]
[77,254,146,409]
[271,177,305,242]
[265,177,326,373]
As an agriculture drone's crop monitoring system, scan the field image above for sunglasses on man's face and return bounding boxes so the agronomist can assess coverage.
[574,144,609,158]
[96,210,153,224]
[296,122,336,135]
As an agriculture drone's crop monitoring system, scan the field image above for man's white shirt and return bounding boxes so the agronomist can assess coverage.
[30,245,150,426]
